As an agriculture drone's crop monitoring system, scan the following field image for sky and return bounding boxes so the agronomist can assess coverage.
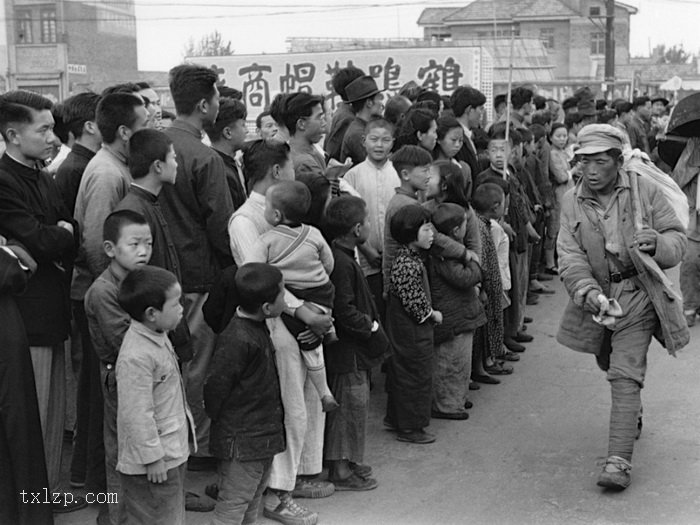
[135,0,700,72]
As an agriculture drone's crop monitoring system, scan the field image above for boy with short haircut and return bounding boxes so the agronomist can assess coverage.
[343,117,397,315]
[204,98,248,209]
[248,180,340,412]
[323,196,386,490]
[116,129,180,277]
[204,263,287,525]
[116,265,194,525]
[85,209,153,523]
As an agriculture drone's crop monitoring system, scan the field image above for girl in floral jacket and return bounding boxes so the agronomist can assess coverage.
[384,205,442,445]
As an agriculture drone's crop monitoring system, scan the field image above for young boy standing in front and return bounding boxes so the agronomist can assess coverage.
[84,209,152,524]
[116,266,194,525]
[323,196,387,490]
[204,263,287,525]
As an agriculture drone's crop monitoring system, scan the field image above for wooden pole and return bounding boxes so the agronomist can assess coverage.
[504,19,515,176]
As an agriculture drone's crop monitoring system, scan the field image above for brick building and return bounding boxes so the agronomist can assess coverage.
[1,0,139,99]
[418,0,637,82]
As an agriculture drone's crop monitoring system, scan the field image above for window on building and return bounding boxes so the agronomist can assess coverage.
[476,24,520,39]
[16,9,33,44]
[589,6,601,16]
[41,9,57,44]
[590,32,605,55]
[430,32,452,42]
[540,28,555,50]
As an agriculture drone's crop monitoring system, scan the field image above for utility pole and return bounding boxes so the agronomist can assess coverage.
[604,0,615,100]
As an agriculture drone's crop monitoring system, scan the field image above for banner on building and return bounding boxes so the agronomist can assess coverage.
[187,46,492,122]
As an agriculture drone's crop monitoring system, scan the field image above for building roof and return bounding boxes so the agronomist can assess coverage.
[420,0,638,25]
[444,0,578,22]
[416,7,460,26]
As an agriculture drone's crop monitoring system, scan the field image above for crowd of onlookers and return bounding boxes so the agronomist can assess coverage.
[0,61,678,525]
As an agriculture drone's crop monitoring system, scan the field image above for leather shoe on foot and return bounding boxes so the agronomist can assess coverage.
[186,492,215,512]
[514,332,533,343]
[471,373,501,385]
[504,337,525,352]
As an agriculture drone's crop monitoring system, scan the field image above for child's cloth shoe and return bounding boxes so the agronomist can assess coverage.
[597,456,631,491]
[264,493,318,525]
[292,478,335,499]
[321,394,340,412]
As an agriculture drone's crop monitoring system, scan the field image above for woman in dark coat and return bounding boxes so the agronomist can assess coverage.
[0,242,53,525]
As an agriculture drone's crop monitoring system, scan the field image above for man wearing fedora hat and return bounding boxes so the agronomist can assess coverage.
[557,124,687,491]
[339,75,384,166]
[577,98,598,127]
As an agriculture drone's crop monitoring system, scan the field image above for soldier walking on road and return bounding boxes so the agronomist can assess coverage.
[556,124,689,491]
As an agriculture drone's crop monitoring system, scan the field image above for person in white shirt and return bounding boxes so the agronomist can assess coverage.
[343,117,398,317]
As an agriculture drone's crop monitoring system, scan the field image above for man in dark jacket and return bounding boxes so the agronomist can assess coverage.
[0,90,84,512]
[159,64,234,465]
[54,91,102,215]
[0,242,53,525]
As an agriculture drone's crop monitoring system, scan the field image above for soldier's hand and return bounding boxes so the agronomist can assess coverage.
[634,228,657,254]
[584,289,603,314]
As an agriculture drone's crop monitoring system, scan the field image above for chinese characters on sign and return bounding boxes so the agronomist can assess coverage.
[189,47,485,120]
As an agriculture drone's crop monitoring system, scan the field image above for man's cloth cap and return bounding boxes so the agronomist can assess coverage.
[345,75,383,103]
[575,124,625,155]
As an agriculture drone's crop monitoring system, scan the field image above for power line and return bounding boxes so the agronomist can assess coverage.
[1,2,444,22]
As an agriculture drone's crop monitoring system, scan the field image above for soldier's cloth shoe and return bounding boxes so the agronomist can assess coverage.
[597,456,631,491]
